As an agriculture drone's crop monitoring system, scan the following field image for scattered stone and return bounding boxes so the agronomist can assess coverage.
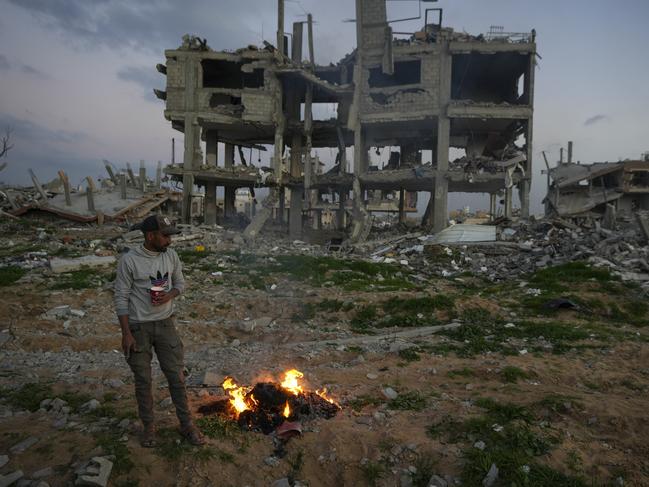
[10,436,38,454]
[0,471,24,487]
[70,309,86,318]
[473,440,486,450]
[159,397,173,408]
[382,387,398,400]
[271,479,290,487]
[427,474,448,487]
[45,305,71,319]
[50,255,116,274]
[32,467,53,479]
[201,369,222,386]
[0,331,10,348]
[80,399,100,412]
[117,419,130,430]
[264,456,280,467]
[482,463,499,487]
[53,417,68,429]
[366,373,378,380]
[355,416,372,426]
[231,339,241,347]
[76,457,113,487]
[400,471,413,487]
[0,455,8,468]
[105,379,124,389]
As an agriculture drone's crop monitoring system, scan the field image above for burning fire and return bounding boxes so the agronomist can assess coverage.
[315,388,336,404]
[280,369,304,395]
[221,369,339,419]
[222,376,254,415]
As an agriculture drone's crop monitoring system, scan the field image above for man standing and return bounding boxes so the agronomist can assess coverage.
[114,215,205,447]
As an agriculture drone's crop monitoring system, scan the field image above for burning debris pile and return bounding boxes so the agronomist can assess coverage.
[198,369,340,434]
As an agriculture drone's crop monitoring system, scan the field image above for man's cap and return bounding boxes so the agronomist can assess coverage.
[138,215,182,235]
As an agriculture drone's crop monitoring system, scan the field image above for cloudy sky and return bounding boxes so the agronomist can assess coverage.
[1,0,648,213]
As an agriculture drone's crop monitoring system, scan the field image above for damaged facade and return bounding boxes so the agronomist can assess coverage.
[545,147,649,221]
[158,0,536,240]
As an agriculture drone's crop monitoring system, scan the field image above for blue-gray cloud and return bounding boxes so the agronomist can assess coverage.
[0,54,9,70]
[0,112,100,186]
[117,65,164,102]
[0,113,89,146]
[6,0,273,53]
[584,114,609,126]
[20,64,50,79]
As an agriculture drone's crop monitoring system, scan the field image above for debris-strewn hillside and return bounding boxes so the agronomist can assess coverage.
[1,216,648,486]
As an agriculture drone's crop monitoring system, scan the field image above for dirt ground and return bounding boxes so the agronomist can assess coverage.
[1,218,649,487]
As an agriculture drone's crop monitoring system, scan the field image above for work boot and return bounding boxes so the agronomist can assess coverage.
[179,422,206,446]
[140,423,157,448]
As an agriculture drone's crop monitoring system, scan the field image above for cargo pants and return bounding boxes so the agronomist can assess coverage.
[126,316,191,427]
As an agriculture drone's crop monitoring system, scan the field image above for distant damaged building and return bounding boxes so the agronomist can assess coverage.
[156,0,537,239]
[545,150,649,219]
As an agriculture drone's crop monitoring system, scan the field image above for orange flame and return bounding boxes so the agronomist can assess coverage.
[283,401,291,418]
[316,388,340,407]
[222,377,253,417]
[280,369,304,395]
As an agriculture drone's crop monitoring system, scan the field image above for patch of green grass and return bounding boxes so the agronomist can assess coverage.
[58,391,93,412]
[154,427,206,462]
[0,266,27,286]
[534,394,581,415]
[350,295,454,332]
[447,367,475,378]
[360,460,386,487]
[176,249,212,265]
[347,394,383,412]
[411,452,438,487]
[237,254,416,292]
[316,299,345,312]
[196,416,240,439]
[95,431,134,474]
[436,306,614,357]
[1,383,52,411]
[427,397,582,486]
[0,243,44,258]
[387,391,427,411]
[501,366,534,383]
[528,262,617,294]
[287,450,304,483]
[398,348,421,362]
[50,268,107,290]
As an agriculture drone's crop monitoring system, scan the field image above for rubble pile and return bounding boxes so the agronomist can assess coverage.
[361,216,649,289]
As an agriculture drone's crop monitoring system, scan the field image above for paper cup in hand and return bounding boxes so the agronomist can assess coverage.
[150,286,165,304]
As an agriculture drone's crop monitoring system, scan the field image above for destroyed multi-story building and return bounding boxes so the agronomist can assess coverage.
[157,0,536,239]
[545,144,649,220]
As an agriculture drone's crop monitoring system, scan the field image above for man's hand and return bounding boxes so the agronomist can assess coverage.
[152,288,180,306]
[122,332,137,359]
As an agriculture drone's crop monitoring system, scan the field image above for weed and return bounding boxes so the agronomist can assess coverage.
[398,348,421,362]
[2,383,52,411]
[360,460,386,487]
[412,452,438,487]
[154,427,197,461]
[535,394,581,414]
[501,366,533,383]
[58,390,93,412]
[388,391,427,411]
[287,450,304,483]
[176,249,212,265]
[196,416,239,439]
[103,392,117,402]
[50,268,107,290]
[528,262,616,294]
[447,367,475,378]
[347,394,382,412]
[316,299,345,312]
[0,266,27,286]
[566,449,584,474]
[95,432,134,474]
